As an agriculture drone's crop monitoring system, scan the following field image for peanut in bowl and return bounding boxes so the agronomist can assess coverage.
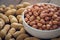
[22,3,60,39]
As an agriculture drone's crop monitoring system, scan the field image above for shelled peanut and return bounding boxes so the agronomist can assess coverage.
[24,4,60,30]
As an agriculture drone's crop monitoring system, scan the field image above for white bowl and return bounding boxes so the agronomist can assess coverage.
[22,3,60,39]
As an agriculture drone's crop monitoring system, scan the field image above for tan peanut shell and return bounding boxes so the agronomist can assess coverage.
[13,28,25,38]
[5,28,16,40]
[17,15,23,24]
[5,9,16,16]
[0,18,5,30]
[0,24,10,38]
[16,33,29,40]
[11,23,23,29]
[16,8,25,15]
[23,2,31,7]
[0,13,9,23]
[9,15,18,23]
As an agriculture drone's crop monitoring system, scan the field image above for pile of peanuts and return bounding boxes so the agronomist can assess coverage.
[0,2,40,40]
[24,4,60,30]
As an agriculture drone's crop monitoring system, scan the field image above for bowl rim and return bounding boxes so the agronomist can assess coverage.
[22,3,60,32]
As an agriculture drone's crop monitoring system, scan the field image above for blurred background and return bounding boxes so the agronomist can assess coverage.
[0,0,60,6]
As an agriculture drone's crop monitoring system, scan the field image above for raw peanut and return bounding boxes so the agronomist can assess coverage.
[5,9,16,16]
[16,4,24,9]
[53,25,58,29]
[55,17,60,21]
[8,28,16,35]
[11,23,23,30]
[29,16,35,21]
[40,13,46,18]
[4,7,11,12]
[44,9,50,13]
[23,2,31,7]
[13,28,25,38]
[27,8,31,12]
[25,18,28,22]
[0,18,5,30]
[30,21,36,26]
[5,33,12,40]
[27,21,30,24]
[48,12,54,17]
[40,19,45,24]
[42,25,46,30]
[13,31,20,38]
[25,14,30,19]
[33,11,38,16]
[9,4,15,9]
[16,8,25,15]
[49,8,55,12]
[36,16,40,20]
[9,38,15,40]
[35,19,39,23]
[37,23,42,27]
[20,28,25,33]
[5,28,16,40]
[0,8,4,12]
[24,37,40,40]
[52,14,58,19]
[9,15,18,23]
[45,17,50,21]
[46,24,51,30]
[33,5,39,11]
[49,21,53,25]
[16,33,29,40]
[0,13,9,23]
[32,25,38,29]
[17,15,23,24]
[1,5,6,9]
[53,21,58,25]
[17,15,22,20]
[55,12,59,15]
[0,24,10,38]
[18,18,23,24]
[28,12,32,16]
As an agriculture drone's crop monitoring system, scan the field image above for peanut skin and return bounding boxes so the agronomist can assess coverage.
[5,9,16,16]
